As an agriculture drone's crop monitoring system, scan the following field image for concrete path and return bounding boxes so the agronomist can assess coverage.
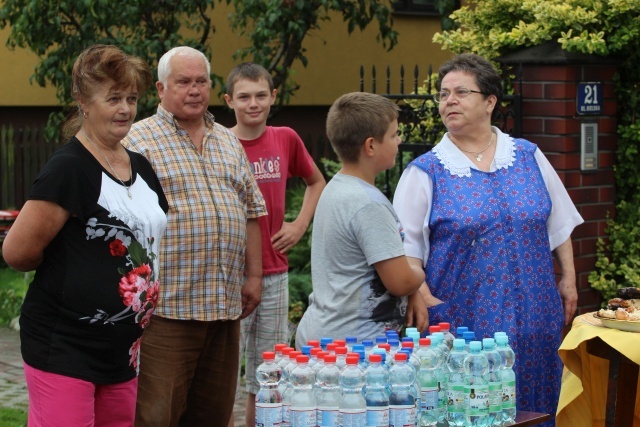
[0,325,248,426]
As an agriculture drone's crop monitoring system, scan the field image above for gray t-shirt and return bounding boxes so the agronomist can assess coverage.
[295,173,407,348]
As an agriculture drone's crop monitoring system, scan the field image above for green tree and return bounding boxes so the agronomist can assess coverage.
[225,0,398,108]
[432,0,640,302]
[0,0,398,138]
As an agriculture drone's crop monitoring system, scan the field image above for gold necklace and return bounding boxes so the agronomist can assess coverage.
[451,132,494,162]
[82,130,133,199]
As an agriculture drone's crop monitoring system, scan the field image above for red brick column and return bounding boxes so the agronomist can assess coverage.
[516,63,617,315]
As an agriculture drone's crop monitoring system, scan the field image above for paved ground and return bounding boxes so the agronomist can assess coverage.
[0,324,248,426]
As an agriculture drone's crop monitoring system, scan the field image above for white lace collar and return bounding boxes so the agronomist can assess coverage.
[432,127,517,177]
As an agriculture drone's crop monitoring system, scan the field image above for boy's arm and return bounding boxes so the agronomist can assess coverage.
[373,256,425,297]
[272,163,326,254]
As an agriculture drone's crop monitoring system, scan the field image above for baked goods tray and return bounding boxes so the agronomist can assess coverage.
[593,313,640,333]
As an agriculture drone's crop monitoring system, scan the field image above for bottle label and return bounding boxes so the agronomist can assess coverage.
[502,380,516,409]
[389,404,415,427]
[464,385,489,415]
[488,381,502,413]
[420,387,438,411]
[437,381,446,411]
[256,402,282,427]
[318,407,339,427]
[282,403,290,426]
[366,406,389,427]
[447,384,465,413]
[339,409,366,427]
[290,407,316,427]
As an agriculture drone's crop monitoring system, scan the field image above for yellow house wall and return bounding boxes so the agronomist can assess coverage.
[0,4,452,107]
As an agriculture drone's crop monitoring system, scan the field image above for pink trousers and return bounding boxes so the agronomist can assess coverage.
[23,362,137,427]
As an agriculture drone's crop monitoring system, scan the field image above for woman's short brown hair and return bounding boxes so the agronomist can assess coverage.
[63,45,152,138]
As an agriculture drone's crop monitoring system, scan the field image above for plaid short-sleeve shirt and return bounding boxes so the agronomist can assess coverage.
[123,105,267,321]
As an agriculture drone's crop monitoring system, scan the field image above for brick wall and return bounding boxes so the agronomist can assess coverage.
[515,62,618,315]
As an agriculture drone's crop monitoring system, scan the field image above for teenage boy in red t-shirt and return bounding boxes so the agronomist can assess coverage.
[224,62,326,427]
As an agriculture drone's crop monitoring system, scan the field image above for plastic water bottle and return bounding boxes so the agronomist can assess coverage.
[290,355,317,427]
[335,346,348,371]
[255,351,283,427]
[430,337,448,426]
[464,341,489,427]
[274,343,287,364]
[416,338,439,427]
[482,338,504,427]
[438,322,455,350]
[495,334,516,425]
[462,331,476,353]
[309,347,321,370]
[281,351,301,427]
[339,355,366,426]
[431,332,450,364]
[389,352,416,427]
[399,347,421,421]
[316,353,341,427]
[365,353,390,427]
[447,338,467,427]
[321,337,333,351]
[362,339,375,361]
[455,326,468,339]
[345,336,358,352]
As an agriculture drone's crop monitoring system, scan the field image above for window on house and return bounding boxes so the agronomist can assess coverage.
[392,0,439,16]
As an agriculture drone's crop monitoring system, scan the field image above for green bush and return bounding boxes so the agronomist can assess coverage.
[0,268,30,326]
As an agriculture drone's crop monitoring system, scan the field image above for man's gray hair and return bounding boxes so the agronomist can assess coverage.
[157,46,211,85]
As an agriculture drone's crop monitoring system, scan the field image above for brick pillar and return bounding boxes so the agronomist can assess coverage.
[500,46,617,316]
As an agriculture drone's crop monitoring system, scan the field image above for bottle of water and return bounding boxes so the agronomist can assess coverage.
[345,336,358,352]
[438,322,455,350]
[389,352,416,427]
[316,353,341,427]
[464,341,489,427]
[482,338,504,427]
[290,355,317,427]
[447,338,467,427]
[313,351,328,375]
[352,344,367,369]
[455,326,468,340]
[430,337,448,426]
[431,332,450,364]
[281,351,301,427]
[335,346,348,371]
[462,331,476,353]
[255,351,283,427]
[339,355,366,426]
[274,343,287,364]
[362,339,375,361]
[365,354,390,427]
[416,338,439,427]
[399,347,421,421]
[309,347,321,370]
[321,337,333,351]
[495,334,516,425]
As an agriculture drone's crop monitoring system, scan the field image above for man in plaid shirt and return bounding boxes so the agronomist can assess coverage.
[123,46,267,427]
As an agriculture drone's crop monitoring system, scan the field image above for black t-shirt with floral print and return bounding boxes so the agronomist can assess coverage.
[20,138,168,384]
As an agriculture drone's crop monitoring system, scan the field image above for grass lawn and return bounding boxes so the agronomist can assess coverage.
[0,407,27,427]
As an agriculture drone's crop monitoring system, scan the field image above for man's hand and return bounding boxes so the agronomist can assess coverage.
[240,276,262,319]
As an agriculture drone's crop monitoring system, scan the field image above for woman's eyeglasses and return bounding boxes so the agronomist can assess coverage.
[434,88,488,104]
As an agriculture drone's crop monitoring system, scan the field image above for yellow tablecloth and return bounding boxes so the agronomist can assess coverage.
[556,312,640,427]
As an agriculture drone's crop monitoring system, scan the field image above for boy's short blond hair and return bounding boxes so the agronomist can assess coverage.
[225,62,274,96]
[326,92,399,163]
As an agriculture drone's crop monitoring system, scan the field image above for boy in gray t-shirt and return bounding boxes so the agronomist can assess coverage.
[295,92,427,349]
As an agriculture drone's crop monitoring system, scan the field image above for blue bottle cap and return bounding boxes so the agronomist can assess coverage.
[361,339,374,348]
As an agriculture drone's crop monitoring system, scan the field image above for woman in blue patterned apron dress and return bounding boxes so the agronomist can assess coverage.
[392,53,584,425]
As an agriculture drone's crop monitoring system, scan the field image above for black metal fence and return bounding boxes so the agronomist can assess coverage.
[359,63,523,198]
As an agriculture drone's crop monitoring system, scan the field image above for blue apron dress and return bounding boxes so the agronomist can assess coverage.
[409,139,564,425]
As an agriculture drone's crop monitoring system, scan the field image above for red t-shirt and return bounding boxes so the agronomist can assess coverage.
[239,126,316,274]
